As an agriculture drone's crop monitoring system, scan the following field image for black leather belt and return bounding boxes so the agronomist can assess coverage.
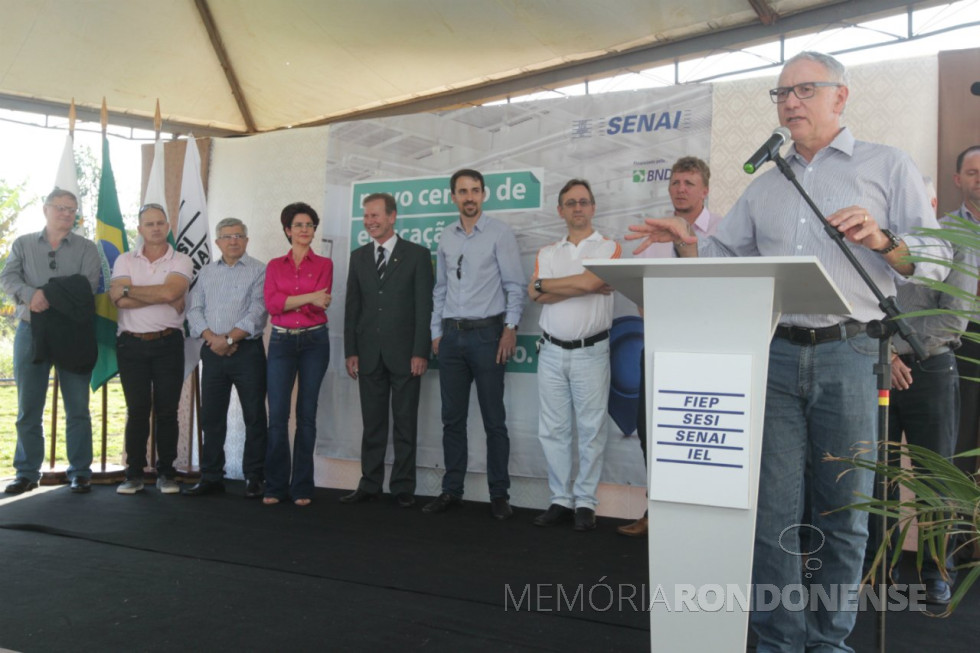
[122,328,178,341]
[443,314,503,330]
[542,330,610,350]
[774,321,865,346]
[899,345,953,364]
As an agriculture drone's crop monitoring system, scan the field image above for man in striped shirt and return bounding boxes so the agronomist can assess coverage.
[627,51,950,651]
[183,217,269,498]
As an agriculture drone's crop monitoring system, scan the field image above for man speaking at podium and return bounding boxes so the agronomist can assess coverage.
[627,51,948,651]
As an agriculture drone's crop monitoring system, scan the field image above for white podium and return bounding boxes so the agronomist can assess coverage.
[586,256,849,652]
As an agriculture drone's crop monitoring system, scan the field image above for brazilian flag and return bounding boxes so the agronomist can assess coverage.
[90,136,128,391]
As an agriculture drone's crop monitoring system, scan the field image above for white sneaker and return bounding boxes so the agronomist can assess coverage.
[156,477,180,494]
[117,479,145,495]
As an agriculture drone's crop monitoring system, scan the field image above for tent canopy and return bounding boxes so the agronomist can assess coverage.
[0,0,933,135]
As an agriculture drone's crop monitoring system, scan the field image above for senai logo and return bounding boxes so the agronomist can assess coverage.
[607,111,683,135]
[633,160,670,183]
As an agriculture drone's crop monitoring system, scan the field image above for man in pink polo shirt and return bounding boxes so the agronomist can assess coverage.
[109,203,193,495]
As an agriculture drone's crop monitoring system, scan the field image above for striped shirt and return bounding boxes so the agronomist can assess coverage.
[701,128,951,327]
[892,204,980,356]
[187,254,268,340]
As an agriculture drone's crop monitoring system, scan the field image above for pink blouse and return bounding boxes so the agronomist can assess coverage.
[264,249,333,329]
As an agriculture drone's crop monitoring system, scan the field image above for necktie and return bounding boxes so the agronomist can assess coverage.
[376,245,386,279]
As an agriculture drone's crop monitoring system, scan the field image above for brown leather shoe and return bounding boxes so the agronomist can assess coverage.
[617,516,648,537]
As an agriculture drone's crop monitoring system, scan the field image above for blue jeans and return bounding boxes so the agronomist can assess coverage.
[866,350,959,583]
[116,330,184,479]
[265,326,330,501]
[12,320,92,482]
[537,338,610,510]
[751,333,877,653]
[438,323,510,498]
[199,339,268,482]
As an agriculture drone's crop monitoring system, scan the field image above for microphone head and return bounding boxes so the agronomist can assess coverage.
[773,126,792,142]
[972,82,980,96]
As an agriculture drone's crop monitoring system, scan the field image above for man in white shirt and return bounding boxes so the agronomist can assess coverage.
[528,179,621,531]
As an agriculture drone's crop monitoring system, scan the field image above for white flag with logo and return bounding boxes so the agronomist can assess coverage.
[54,134,84,234]
[176,136,211,379]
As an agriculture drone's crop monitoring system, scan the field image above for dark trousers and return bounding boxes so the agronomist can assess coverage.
[956,322,980,475]
[866,350,960,582]
[117,330,184,479]
[357,362,421,495]
[200,339,268,482]
[438,322,510,499]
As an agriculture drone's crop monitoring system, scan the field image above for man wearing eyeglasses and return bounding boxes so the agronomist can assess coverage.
[528,179,620,532]
[627,52,949,651]
[2,189,100,495]
[425,168,526,520]
[109,204,193,495]
[182,218,268,498]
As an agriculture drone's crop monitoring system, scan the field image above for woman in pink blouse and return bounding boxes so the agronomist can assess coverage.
[263,202,333,506]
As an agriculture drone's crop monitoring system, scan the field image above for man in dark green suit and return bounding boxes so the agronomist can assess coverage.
[341,192,434,507]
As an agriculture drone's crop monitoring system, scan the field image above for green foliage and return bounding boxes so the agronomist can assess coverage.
[832,443,980,615]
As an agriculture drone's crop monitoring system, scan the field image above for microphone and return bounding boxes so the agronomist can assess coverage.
[972,82,980,96]
[744,126,792,174]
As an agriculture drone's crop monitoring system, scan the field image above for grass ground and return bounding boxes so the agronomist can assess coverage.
[0,380,127,473]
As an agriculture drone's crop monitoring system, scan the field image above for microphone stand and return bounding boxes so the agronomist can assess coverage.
[771,151,928,653]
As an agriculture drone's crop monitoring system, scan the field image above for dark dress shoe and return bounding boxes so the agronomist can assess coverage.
[533,503,574,527]
[340,489,379,504]
[70,476,91,494]
[395,493,416,508]
[244,479,264,499]
[925,579,951,605]
[490,496,513,520]
[181,480,226,496]
[422,492,463,514]
[574,507,596,531]
[4,477,38,495]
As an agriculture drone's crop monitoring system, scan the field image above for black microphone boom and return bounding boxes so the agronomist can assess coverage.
[744,127,792,174]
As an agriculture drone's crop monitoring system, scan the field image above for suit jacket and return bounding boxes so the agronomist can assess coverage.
[344,237,434,375]
[31,274,97,375]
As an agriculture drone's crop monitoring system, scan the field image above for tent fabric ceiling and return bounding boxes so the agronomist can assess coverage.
[0,0,927,135]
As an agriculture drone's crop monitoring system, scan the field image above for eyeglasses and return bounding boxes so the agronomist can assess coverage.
[48,251,57,270]
[216,234,247,241]
[138,203,167,217]
[46,204,76,214]
[769,82,842,103]
[562,198,593,209]
[456,254,463,280]
[291,222,316,230]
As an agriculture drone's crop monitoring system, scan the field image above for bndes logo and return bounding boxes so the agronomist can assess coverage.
[633,168,671,183]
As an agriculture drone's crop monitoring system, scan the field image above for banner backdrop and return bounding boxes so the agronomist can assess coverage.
[318,85,712,485]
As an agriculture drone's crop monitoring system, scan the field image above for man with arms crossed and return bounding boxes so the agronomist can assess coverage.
[528,179,620,531]
[424,169,525,520]
[110,204,193,495]
[342,193,434,508]
[628,52,949,651]
[183,218,268,498]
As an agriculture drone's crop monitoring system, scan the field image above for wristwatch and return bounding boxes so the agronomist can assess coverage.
[873,229,901,255]
[226,336,234,346]
[505,323,518,331]
[534,279,544,293]
[122,285,130,297]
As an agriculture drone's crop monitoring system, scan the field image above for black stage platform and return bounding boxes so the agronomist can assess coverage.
[0,482,976,652]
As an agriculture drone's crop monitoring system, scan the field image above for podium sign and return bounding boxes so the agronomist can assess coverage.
[586,256,848,653]
[651,351,752,509]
